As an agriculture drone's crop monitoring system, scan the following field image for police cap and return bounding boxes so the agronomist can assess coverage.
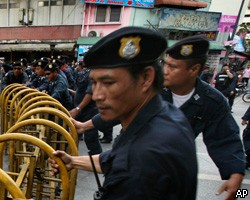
[57,55,69,63]
[52,59,63,67]
[84,26,167,68]
[166,35,209,60]
[12,61,22,67]
[20,58,28,67]
[35,59,48,69]
[44,63,58,72]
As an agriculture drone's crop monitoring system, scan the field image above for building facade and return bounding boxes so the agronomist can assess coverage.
[0,0,83,62]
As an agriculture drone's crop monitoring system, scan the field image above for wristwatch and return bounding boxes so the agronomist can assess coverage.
[76,106,81,111]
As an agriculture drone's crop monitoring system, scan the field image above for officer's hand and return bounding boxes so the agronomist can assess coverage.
[48,150,73,176]
[70,117,86,134]
[216,173,243,200]
[69,108,78,119]
[241,120,248,126]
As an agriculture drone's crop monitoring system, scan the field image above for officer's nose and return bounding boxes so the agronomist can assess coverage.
[92,83,105,102]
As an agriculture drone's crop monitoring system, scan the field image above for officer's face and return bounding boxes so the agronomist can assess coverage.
[163,55,198,94]
[13,66,22,76]
[90,67,146,127]
[45,70,56,81]
[35,66,45,76]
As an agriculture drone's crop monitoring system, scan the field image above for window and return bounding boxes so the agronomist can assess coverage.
[51,0,62,6]
[0,4,7,9]
[38,1,49,6]
[63,0,75,5]
[10,3,19,8]
[95,5,122,23]
[38,0,65,6]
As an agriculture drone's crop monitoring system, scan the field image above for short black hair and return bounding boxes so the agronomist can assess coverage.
[126,60,163,92]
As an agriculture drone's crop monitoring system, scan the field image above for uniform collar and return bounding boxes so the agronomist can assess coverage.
[161,78,206,107]
[180,78,206,108]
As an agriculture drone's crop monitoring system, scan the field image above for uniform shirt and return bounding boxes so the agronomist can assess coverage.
[215,71,233,97]
[27,75,49,91]
[62,65,75,89]
[74,69,98,122]
[58,70,69,88]
[47,74,73,110]
[2,70,28,90]
[99,95,197,200]
[161,78,245,179]
[242,106,250,159]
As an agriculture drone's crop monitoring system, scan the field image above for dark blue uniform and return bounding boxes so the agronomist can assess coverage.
[62,65,75,89]
[241,106,250,166]
[161,78,245,179]
[215,71,234,97]
[2,70,28,90]
[26,75,49,91]
[99,95,197,200]
[47,74,73,110]
[74,69,102,155]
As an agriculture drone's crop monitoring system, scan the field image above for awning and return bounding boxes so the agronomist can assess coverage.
[77,37,101,45]
[0,43,76,52]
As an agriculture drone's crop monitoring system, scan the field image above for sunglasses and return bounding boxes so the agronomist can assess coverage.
[14,67,22,70]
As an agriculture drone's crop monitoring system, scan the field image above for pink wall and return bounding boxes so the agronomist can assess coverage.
[81,4,132,37]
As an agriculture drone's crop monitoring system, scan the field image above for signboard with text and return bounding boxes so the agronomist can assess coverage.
[81,0,154,8]
[77,44,92,62]
[218,15,237,33]
[159,8,221,31]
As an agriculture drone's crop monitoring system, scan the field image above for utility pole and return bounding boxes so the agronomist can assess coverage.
[223,0,246,64]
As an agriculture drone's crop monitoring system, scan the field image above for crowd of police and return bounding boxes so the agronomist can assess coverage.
[1,26,249,200]
[0,55,113,156]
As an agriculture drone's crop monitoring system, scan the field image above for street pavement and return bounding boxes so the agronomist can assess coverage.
[74,94,250,200]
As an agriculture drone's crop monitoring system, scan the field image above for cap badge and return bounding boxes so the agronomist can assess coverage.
[38,62,42,66]
[119,36,141,60]
[180,45,193,57]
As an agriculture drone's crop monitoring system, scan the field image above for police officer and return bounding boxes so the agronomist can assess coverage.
[241,106,250,169]
[69,61,102,155]
[161,35,245,200]
[2,61,28,91]
[215,63,235,97]
[21,58,33,79]
[52,58,69,87]
[58,55,75,90]
[26,58,49,91]
[44,63,73,110]
[49,26,197,200]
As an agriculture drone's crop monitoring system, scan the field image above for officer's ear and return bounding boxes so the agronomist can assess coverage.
[141,66,155,93]
[190,64,201,76]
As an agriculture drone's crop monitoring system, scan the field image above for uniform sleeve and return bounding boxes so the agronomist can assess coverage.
[242,106,250,121]
[50,81,65,100]
[202,99,245,179]
[92,114,120,132]
[99,150,112,174]
[1,73,10,90]
[37,78,49,91]
[85,81,93,94]
[22,72,29,84]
